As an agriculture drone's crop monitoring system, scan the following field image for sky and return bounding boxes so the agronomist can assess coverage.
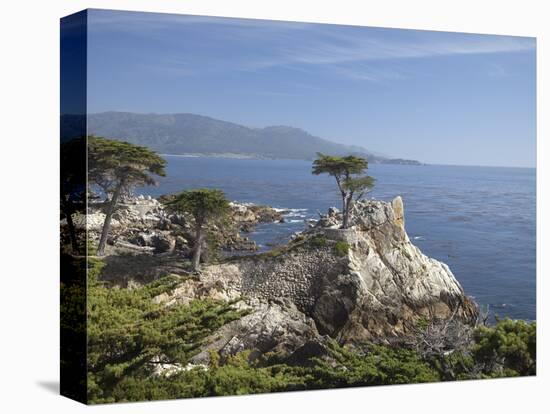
[86,9,536,167]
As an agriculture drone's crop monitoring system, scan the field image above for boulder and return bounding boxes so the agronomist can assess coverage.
[83,195,279,256]
[69,212,120,232]
[189,300,320,364]
[229,202,285,229]
[129,231,175,254]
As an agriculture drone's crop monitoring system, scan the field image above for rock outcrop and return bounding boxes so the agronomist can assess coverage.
[62,195,284,256]
[156,196,478,362]
[189,299,320,364]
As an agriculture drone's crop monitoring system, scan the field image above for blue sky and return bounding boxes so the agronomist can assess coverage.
[87,9,536,167]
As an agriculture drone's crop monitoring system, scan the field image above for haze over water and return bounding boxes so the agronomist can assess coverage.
[139,156,536,322]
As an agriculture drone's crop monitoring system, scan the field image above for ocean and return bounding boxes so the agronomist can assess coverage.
[139,156,536,322]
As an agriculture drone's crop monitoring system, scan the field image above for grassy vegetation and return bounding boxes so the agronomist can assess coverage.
[333,241,350,257]
[224,235,311,262]
[223,233,351,264]
[309,235,328,248]
[87,240,98,256]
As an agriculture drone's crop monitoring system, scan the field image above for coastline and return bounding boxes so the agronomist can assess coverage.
[160,152,424,165]
[160,152,262,159]
[161,154,535,169]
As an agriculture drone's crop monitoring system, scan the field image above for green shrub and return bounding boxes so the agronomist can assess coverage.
[301,342,440,388]
[85,257,537,402]
[92,341,442,402]
[86,259,248,404]
[431,318,537,381]
[415,317,429,331]
[105,352,306,402]
[262,247,285,258]
[472,318,536,377]
[333,241,350,257]
[87,239,98,256]
[310,235,328,248]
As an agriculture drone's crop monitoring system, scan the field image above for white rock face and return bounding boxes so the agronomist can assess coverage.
[69,212,120,231]
[149,356,207,377]
[189,300,320,364]
[348,197,465,307]
[321,198,476,342]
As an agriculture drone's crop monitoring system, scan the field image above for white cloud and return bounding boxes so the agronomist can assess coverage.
[248,32,535,67]
[89,10,536,82]
[229,27,535,81]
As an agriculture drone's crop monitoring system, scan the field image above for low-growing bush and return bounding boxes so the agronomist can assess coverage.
[472,318,536,377]
[86,259,248,403]
[87,239,98,256]
[425,318,536,380]
[333,241,350,257]
[310,235,328,247]
[85,257,537,402]
[91,341,442,402]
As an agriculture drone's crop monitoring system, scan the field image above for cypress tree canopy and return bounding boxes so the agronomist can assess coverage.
[88,136,166,187]
[165,189,230,225]
[312,153,368,177]
[312,153,375,228]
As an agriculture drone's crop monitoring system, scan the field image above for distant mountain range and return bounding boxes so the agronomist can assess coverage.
[61,112,421,165]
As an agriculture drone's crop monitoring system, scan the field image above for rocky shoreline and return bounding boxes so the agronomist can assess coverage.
[63,194,287,257]
[62,193,479,370]
[122,196,477,368]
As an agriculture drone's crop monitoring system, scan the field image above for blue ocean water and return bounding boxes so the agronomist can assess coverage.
[139,156,536,321]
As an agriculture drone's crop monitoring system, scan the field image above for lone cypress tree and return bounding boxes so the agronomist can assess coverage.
[88,136,166,256]
[165,189,230,271]
[312,153,375,229]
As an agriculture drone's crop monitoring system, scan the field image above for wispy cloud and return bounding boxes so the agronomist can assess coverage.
[252,90,300,97]
[277,33,533,81]
[242,31,535,70]
[88,9,311,35]
[330,63,408,82]
[89,9,536,82]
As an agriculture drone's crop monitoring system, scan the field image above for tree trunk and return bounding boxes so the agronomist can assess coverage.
[342,203,348,229]
[341,192,348,229]
[97,180,123,256]
[62,196,79,254]
[191,224,204,272]
[342,194,353,229]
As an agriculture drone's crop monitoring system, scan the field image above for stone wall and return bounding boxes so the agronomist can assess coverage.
[317,228,360,243]
[200,246,346,313]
